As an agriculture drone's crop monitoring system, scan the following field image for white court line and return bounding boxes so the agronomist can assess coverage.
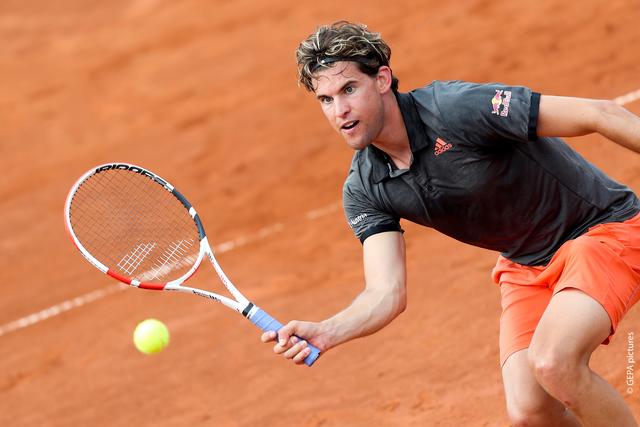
[0,285,128,338]
[2,86,640,339]
[306,202,341,220]
[614,89,640,106]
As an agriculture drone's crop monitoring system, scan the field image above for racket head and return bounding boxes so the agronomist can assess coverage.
[64,163,206,289]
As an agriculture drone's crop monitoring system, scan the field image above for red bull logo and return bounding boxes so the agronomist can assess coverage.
[490,89,512,117]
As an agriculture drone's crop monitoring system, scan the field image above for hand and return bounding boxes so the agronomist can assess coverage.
[260,320,326,365]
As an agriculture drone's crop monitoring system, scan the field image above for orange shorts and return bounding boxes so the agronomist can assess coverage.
[492,212,640,367]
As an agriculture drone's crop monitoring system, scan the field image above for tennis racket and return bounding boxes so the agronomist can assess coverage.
[64,162,321,366]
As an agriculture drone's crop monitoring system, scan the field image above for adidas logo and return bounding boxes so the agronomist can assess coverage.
[434,137,453,156]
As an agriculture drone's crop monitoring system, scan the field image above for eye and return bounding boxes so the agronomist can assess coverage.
[319,96,332,105]
[344,85,355,94]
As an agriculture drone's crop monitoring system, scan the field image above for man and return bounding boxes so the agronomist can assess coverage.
[261,21,640,426]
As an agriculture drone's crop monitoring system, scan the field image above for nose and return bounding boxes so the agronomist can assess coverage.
[334,97,351,118]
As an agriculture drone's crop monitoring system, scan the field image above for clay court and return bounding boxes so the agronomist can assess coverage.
[1,0,639,425]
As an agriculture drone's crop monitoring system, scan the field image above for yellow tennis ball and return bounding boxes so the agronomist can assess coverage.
[133,319,170,354]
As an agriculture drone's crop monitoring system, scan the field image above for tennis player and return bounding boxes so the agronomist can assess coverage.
[261,21,640,426]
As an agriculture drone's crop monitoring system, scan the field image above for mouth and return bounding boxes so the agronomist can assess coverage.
[341,120,359,131]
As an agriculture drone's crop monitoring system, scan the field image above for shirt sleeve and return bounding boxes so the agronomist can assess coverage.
[430,80,540,146]
[343,175,403,244]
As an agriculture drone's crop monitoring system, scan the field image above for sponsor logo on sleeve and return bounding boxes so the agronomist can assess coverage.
[490,89,512,117]
[348,213,368,228]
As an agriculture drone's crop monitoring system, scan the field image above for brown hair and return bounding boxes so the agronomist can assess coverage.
[296,21,398,93]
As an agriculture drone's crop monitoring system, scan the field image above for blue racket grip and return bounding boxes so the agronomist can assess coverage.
[250,308,321,366]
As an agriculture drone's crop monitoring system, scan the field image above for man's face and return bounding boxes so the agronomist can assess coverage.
[313,61,387,151]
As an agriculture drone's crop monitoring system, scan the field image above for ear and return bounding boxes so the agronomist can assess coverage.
[376,66,393,94]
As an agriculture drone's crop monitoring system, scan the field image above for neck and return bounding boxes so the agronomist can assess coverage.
[372,92,411,169]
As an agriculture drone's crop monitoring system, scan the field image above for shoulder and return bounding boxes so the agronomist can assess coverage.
[343,149,372,196]
[394,81,479,138]
[410,80,532,103]
[409,80,473,100]
[341,150,403,242]
[404,80,485,117]
[411,80,534,126]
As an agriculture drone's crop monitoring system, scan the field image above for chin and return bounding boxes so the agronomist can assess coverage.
[344,136,372,151]
[346,141,369,151]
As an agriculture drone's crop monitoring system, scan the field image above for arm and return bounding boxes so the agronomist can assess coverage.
[318,230,407,346]
[261,231,407,364]
[537,95,640,153]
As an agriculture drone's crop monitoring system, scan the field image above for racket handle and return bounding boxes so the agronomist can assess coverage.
[250,308,321,367]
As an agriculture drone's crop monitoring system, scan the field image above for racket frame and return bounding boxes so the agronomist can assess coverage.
[64,163,253,314]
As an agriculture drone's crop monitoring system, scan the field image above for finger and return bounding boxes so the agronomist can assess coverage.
[277,320,301,347]
[277,330,291,347]
[261,330,277,343]
[273,336,299,354]
[282,340,307,360]
[293,346,312,365]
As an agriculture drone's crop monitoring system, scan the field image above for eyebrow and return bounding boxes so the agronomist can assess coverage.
[316,79,358,100]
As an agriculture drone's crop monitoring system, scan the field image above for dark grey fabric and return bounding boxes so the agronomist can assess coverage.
[342,80,640,266]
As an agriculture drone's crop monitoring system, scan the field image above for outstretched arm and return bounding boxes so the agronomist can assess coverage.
[316,230,407,346]
[537,95,640,153]
[261,231,407,365]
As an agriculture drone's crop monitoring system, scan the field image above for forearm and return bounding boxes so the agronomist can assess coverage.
[264,232,407,364]
[595,101,640,154]
[319,284,406,350]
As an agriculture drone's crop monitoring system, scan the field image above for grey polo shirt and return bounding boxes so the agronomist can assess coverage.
[342,80,640,266]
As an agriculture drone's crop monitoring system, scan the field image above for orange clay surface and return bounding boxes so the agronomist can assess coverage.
[1,1,639,425]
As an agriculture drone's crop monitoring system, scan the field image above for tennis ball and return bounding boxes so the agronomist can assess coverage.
[133,319,170,354]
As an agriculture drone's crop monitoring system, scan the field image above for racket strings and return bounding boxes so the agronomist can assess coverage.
[147,239,195,281]
[117,242,157,275]
[69,169,200,283]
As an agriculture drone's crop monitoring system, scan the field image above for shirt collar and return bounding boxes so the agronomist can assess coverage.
[367,91,430,183]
